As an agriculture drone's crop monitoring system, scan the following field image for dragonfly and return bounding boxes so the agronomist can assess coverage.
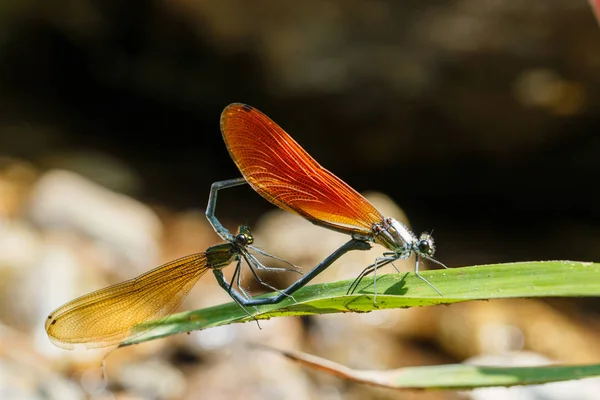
[45,225,369,349]
[206,103,447,297]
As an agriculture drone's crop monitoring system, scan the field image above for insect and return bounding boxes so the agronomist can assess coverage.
[46,225,369,349]
[207,103,447,296]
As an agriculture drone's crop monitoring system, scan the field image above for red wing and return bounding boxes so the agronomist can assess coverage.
[220,103,383,236]
[45,253,212,349]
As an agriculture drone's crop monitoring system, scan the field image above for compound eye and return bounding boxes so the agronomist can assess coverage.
[417,235,435,256]
[235,233,250,247]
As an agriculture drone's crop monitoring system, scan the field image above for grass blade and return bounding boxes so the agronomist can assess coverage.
[120,260,600,347]
[255,345,600,389]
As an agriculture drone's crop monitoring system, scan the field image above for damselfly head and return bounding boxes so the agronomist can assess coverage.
[416,233,436,257]
[235,225,254,246]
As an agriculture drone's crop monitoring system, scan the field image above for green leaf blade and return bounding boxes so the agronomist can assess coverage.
[121,261,600,347]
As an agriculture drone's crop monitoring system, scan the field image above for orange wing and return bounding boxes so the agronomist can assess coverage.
[45,253,213,349]
[220,103,383,236]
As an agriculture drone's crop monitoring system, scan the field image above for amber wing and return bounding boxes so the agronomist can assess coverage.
[220,103,383,236]
[45,253,212,349]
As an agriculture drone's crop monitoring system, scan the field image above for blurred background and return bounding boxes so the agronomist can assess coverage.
[1,1,600,399]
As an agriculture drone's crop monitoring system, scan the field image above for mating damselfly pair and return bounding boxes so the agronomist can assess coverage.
[46,103,446,349]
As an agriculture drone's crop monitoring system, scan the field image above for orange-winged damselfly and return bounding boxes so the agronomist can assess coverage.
[207,103,447,296]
